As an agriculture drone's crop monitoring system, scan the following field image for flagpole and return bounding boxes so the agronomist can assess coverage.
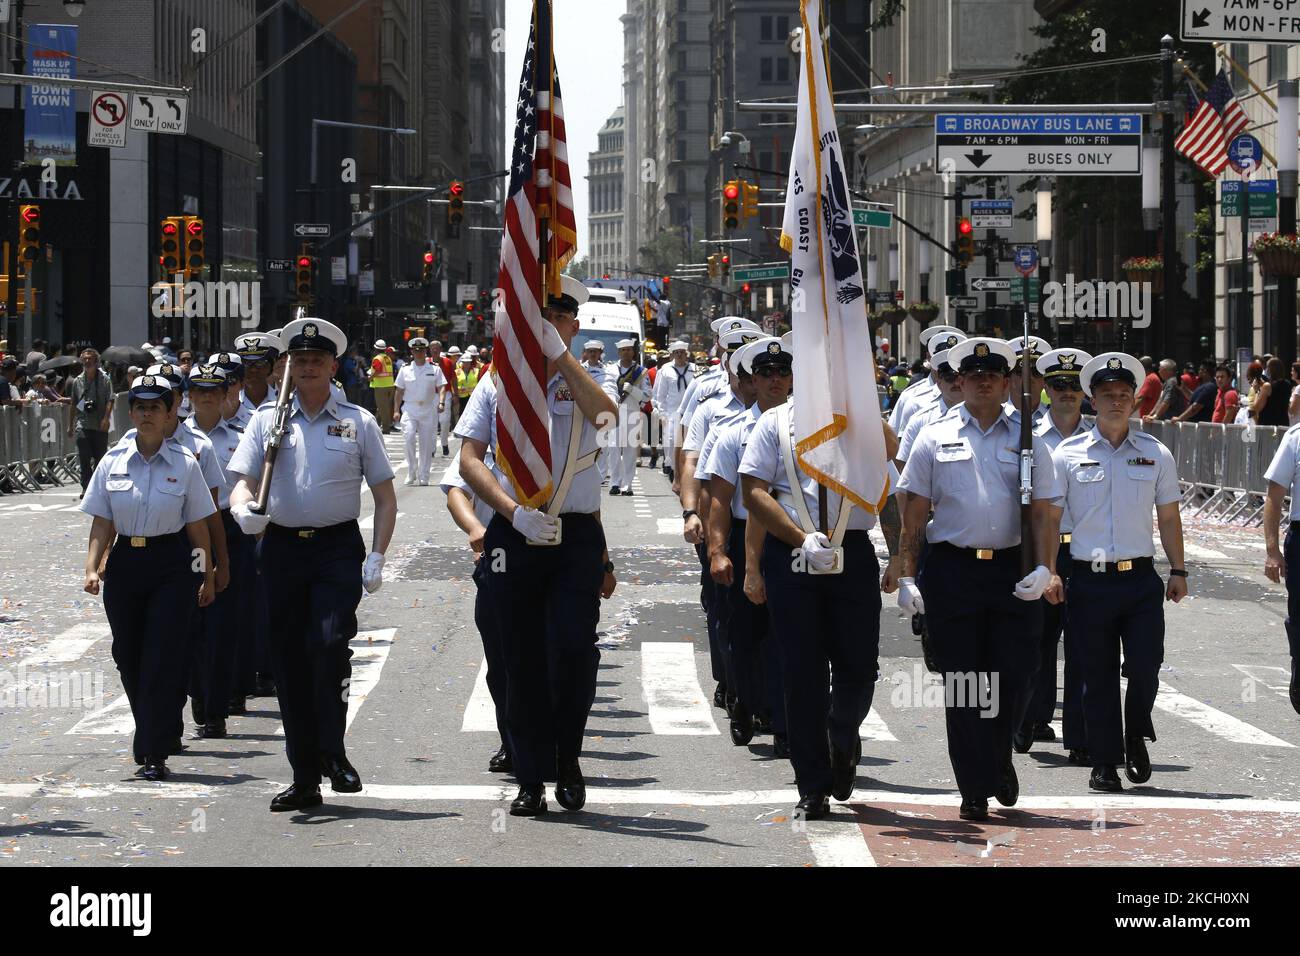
[536,2,550,316]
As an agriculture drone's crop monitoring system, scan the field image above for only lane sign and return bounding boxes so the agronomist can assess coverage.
[935,113,1142,176]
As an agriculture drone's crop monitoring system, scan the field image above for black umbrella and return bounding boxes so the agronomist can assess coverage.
[39,355,80,372]
[100,346,152,367]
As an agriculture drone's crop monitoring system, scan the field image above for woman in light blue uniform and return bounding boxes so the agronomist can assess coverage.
[80,375,217,781]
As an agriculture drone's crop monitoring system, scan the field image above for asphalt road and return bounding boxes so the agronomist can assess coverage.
[1,433,1298,867]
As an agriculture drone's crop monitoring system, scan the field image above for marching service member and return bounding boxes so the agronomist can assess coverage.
[894,332,966,467]
[80,374,217,781]
[429,340,457,455]
[608,338,649,495]
[232,332,283,429]
[581,340,615,485]
[228,318,397,813]
[1264,410,1300,714]
[1005,335,1052,429]
[457,276,619,817]
[889,325,963,436]
[896,337,1062,822]
[393,337,448,486]
[653,340,695,482]
[673,316,760,492]
[1042,352,1186,793]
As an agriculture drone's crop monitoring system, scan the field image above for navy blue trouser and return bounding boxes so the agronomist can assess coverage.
[261,521,364,787]
[190,511,252,722]
[237,537,275,697]
[1068,564,1164,767]
[696,541,729,687]
[761,530,880,797]
[725,520,785,733]
[472,555,512,754]
[483,512,605,786]
[1285,528,1300,660]
[920,543,1042,801]
[1020,542,1085,749]
[102,533,199,762]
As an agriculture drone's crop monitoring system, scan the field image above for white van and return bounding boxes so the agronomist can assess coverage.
[570,286,647,359]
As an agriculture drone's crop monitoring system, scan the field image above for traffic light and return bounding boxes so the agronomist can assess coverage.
[723,180,740,230]
[741,181,759,220]
[720,254,731,277]
[448,180,465,226]
[421,247,434,284]
[465,301,475,315]
[295,246,315,303]
[707,254,718,279]
[158,215,182,275]
[182,216,205,278]
[741,282,752,295]
[17,205,41,274]
[955,216,975,268]
[662,275,671,289]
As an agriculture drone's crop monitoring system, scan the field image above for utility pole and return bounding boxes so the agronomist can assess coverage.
[1160,35,1178,361]
[1276,79,1297,366]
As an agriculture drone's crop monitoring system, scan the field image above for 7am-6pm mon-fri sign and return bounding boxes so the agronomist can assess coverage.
[1181,1,1300,43]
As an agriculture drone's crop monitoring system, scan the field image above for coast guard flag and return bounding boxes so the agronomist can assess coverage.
[779,0,889,513]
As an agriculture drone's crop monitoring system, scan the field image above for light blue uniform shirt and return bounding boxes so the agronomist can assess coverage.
[898,404,1061,549]
[897,396,956,463]
[684,387,745,454]
[1051,426,1180,562]
[1004,400,1049,430]
[184,415,245,510]
[1265,424,1300,522]
[697,404,761,519]
[888,376,938,434]
[584,362,614,390]
[118,423,225,494]
[233,385,277,430]
[677,368,726,436]
[1034,412,1089,534]
[80,437,217,536]
[454,371,617,514]
[438,448,495,528]
[739,403,880,532]
[227,392,393,527]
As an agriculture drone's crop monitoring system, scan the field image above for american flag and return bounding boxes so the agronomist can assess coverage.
[492,0,577,508]
[1175,69,1248,177]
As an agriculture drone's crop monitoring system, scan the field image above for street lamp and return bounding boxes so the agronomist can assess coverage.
[1141,133,1160,234]
[719,130,751,155]
[888,242,899,289]
[1036,180,1054,341]
[1277,80,1297,364]
[866,254,878,291]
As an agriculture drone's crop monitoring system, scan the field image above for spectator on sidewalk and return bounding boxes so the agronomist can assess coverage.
[1143,359,1186,422]
[1136,355,1162,417]
[1174,360,1218,424]
[1211,365,1240,424]
[1255,357,1294,426]
[67,348,116,497]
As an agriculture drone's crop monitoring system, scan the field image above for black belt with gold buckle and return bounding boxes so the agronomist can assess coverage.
[936,541,1020,562]
[1072,557,1154,574]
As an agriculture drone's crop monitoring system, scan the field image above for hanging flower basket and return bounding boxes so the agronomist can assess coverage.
[907,302,941,323]
[1121,255,1163,292]
[877,305,909,327]
[1252,233,1300,277]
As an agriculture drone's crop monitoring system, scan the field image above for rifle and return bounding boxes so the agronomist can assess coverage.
[1018,286,1034,577]
[249,356,295,515]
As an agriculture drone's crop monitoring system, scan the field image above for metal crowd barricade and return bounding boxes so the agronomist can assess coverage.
[1,403,78,494]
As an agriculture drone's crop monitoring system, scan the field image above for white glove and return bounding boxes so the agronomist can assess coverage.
[231,500,271,536]
[511,505,559,543]
[1014,564,1052,602]
[898,577,925,615]
[362,552,385,594]
[540,319,567,361]
[800,532,836,571]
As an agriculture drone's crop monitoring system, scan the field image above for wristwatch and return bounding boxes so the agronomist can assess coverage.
[1169,568,1188,578]
[603,559,616,575]
[682,509,698,520]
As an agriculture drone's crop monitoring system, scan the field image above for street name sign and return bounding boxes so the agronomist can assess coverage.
[1181,1,1300,44]
[852,208,892,228]
[971,199,1013,228]
[732,264,790,283]
[265,259,294,272]
[935,113,1142,176]
[88,91,128,148]
[950,296,979,309]
[392,280,422,291]
[1009,277,1042,302]
[129,93,189,135]
[294,223,330,238]
[970,277,1012,291]
[1222,179,1278,218]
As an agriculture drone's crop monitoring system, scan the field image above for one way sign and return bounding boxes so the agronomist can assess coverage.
[130,93,189,135]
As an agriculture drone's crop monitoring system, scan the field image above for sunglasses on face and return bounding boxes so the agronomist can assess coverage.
[1047,378,1082,392]
[754,366,792,379]
[937,369,959,383]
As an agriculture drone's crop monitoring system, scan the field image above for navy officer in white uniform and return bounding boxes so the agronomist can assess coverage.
[457,275,619,817]
[896,337,1062,822]
[1042,352,1186,793]
[228,318,397,813]
[80,374,217,781]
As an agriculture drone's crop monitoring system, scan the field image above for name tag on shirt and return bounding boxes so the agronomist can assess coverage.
[327,421,358,442]
[106,478,133,492]
[935,440,972,462]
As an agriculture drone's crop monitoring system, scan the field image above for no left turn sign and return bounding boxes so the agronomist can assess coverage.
[89,90,128,148]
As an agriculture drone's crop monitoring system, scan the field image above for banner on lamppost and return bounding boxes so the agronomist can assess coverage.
[24,23,78,166]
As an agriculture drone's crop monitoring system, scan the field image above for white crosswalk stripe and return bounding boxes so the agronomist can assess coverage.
[806,822,877,866]
[1153,680,1294,748]
[640,642,719,735]
[275,628,396,735]
[18,623,110,667]
[461,658,498,732]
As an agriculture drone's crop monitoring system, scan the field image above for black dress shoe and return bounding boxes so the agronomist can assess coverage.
[609,486,621,496]
[1012,724,1034,754]
[995,758,1019,807]
[793,794,829,820]
[270,783,323,812]
[621,488,634,496]
[488,747,513,774]
[959,798,989,821]
[1290,658,1300,716]
[1125,733,1152,784]
[1032,721,1057,741]
[1089,765,1124,792]
[252,674,277,697]
[1067,748,1092,766]
[773,733,790,758]
[197,718,227,739]
[555,759,586,811]
[510,784,547,816]
[320,754,363,793]
[830,741,860,801]
[729,705,754,746]
[713,682,728,709]
[227,696,247,716]
[138,758,168,781]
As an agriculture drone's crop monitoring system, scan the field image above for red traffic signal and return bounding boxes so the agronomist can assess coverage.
[20,205,40,224]
[423,251,434,264]
[297,256,312,268]
[958,217,973,235]
[466,302,475,312]
[721,254,730,265]
[161,221,177,236]
[741,282,751,294]
[723,183,740,200]
[449,180,465,197]
[186,219,203,236]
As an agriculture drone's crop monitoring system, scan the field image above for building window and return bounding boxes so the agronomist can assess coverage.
[1269,45,1288,84]
[761,15,772,41]
[776,15,790,38]
[677,18,687,42]
[677,171,686,194]
[678,50,687,72]
[761,58,772,83]
[677,109,687,132]
[1229,44,1250,92]
[676,138,687,161]
[677,79,687,101]
[777,59,790,83]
